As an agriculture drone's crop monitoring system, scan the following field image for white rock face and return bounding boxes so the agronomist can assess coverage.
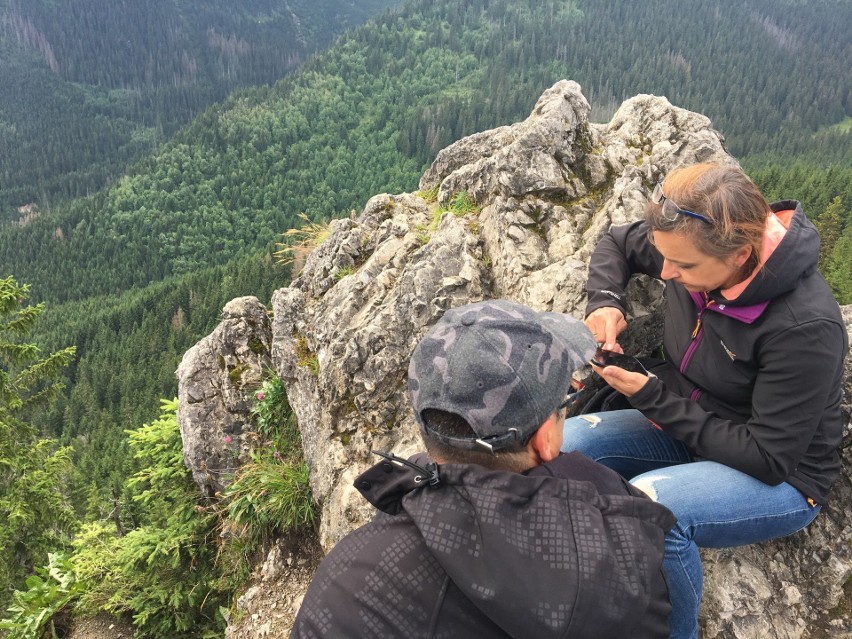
[178,82,851,637]
[176,296,272,496]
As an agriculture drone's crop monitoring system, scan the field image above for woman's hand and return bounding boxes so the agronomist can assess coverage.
[592,364,650,397]
[584,307,628,352]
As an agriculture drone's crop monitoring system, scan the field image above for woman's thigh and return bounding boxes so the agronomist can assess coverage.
[631,461,820,547]
[561,409,693,478]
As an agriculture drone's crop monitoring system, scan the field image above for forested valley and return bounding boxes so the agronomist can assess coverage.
[0,0,401,215]
[2,0,850,304]
[0,0,849,636]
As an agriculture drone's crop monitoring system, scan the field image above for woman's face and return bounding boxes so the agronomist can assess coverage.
[651,230,749,293]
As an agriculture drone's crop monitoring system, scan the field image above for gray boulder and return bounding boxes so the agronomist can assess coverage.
[180,81,851,637]
[176,296,272,496]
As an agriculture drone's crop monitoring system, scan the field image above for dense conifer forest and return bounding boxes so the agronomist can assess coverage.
[0,0,401,214]
[1,0,849,304]
[0,0,849,634]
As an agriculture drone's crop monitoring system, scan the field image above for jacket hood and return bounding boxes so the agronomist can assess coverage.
[356,455,675,639]
[715,201,819,307]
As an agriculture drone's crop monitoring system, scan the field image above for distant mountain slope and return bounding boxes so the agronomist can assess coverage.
[1,0,849,303]
[0,0,402,215]
[7,0,848,570]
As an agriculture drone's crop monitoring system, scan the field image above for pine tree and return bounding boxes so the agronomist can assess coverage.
[824,221,852,306]
[0,276,76,608]
[815,196,844,274]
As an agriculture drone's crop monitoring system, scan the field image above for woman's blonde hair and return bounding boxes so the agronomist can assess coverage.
[645,163,771,274]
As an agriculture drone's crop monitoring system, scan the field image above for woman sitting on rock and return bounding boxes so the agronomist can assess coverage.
[562,162,848,639]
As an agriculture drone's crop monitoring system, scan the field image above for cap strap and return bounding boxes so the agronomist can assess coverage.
[425,427,525,453]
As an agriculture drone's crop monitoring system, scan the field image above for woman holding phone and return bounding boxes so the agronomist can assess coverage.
[562,163,847,638]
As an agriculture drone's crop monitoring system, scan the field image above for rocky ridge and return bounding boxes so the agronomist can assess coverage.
[174,81,850,638]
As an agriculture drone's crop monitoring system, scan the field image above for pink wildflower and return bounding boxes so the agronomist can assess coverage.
[256,391,265,401]
[224,435,232,444]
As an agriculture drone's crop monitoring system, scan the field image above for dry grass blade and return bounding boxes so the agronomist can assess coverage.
[274,213,331,271]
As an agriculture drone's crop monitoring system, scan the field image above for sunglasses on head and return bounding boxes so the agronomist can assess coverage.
[589,349,650,376]
[652,182,713,226]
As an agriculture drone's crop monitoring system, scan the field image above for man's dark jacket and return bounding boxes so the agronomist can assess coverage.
[585,201,848,504]
[291,452,675,638]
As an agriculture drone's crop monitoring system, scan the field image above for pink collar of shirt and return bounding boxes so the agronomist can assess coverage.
[720,210,793,301]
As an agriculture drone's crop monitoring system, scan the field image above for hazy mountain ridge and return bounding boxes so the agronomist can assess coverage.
[0,0,403,215]
[1,0,849,306]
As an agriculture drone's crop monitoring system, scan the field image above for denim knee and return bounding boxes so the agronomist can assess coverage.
[562,410,692,477]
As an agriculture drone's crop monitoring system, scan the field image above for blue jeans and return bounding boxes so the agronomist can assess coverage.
[562,410,821,639]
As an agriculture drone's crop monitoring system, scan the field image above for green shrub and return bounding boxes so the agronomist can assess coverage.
[71,400,230,639]
[250,375,300,450]
[224,457,315,550]
[3,377,316,639]
[0,553,84,639]
[445,190,479,216]
[225,374,316,549]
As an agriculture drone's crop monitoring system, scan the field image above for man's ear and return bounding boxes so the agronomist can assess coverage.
[529,416,559,463]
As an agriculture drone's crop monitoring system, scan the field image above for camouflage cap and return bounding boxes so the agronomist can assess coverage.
[408,300,596,452]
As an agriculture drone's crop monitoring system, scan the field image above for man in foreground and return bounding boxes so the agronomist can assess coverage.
[291,300,675,638]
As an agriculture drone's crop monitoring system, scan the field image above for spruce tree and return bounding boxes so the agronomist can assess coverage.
[0,276,76,607]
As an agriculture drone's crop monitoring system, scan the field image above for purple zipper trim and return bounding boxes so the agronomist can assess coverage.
[680,293,707,382]
[689,291,770,324]
[680,293,770,400]
[708,300,770,323]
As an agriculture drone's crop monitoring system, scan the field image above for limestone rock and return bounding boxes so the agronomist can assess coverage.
[176,296,272,496]
[180,81,851,637]
[273,79,735,549]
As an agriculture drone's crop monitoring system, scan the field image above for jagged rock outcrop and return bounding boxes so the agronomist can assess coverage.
[179,81,851,637]
[273,80,736,547]
[176,296,273,496]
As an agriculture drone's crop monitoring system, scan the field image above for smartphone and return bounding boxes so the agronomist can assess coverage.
[589,349,650,376]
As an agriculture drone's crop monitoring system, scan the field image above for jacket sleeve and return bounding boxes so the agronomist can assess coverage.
[585,221,664,317]
[628,318,846,486]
